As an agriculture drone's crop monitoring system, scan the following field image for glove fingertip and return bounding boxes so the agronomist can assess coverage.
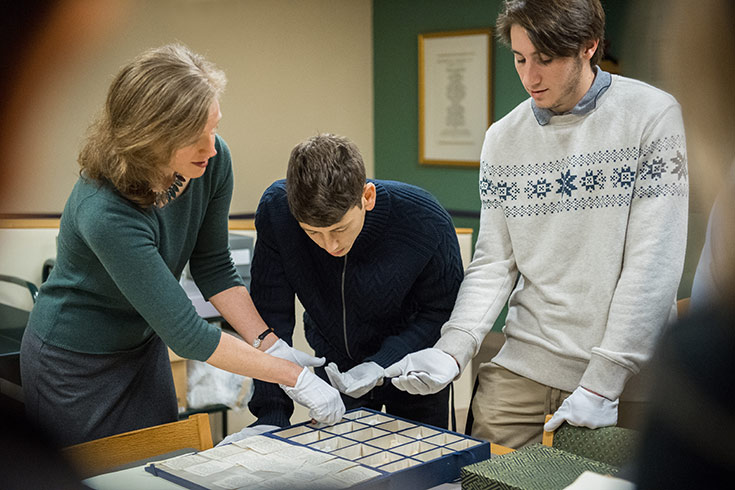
[384,358,406,378]
[543,418,560,433]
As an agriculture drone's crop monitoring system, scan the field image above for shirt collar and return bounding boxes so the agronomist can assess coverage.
[532,66,612,126]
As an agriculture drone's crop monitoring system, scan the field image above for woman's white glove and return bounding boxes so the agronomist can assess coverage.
[280,367,345,425]
[266,339,325,368]
[544,386,619,432]
[216,425,279,447]
[325,361,385,398]
[384,348,459,395]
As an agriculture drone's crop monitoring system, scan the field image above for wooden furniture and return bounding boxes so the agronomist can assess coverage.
[542,414,555,446]
[491,442,515,455]
[62,413,213,479]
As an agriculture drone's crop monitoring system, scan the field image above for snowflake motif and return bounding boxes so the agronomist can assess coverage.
[555,169,578,197]
[670,151,688,180]
[580,169,605,192]
[480,177,492,197]
[524,178,553,199]
[641,158,667,180]
[494,180,519,201]
[612,165,636,189]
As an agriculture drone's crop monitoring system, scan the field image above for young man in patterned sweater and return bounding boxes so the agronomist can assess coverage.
[386,0,688,448]
[246,133,464,429]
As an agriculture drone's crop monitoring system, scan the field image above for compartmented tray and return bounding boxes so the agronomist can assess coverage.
[145,407,491,489]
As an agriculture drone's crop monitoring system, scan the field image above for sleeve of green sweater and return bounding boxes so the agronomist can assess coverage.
[76,197,221,362]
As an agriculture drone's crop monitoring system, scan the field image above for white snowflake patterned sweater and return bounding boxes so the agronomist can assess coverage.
[435,74,688,400]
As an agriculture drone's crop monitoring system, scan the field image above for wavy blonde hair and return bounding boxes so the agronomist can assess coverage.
[78,44,226,207]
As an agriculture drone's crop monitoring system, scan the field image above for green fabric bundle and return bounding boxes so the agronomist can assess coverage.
[461,444,619,490]
[552,424,638,468]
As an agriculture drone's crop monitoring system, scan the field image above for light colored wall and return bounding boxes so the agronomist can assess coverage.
[2,0,373,215]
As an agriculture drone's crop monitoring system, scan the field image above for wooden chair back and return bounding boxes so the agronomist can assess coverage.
[542,414,555,446]
[62,413,213,478]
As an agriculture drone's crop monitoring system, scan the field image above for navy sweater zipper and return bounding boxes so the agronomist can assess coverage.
[341,255,353,360]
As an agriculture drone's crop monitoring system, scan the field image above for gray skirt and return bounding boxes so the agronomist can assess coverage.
[20,329,178,446]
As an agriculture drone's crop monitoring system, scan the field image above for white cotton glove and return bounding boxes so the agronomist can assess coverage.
[266,339,325,368]
[280,367,346,425]
[383,348,459,395]
[544,386,619,432]
[216,424,279,447]
[324,361,385,398]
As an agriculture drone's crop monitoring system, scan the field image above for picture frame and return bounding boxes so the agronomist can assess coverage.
[418,29,493,167]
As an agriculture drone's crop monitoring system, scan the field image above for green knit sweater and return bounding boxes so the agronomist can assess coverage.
[26,136,242,360]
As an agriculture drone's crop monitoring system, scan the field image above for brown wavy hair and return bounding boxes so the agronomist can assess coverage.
[496,0,605,68]
[78,44,226,207]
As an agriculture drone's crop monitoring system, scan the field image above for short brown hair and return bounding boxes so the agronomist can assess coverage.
[286,134,366,227]
[496,0,605,68]
[78,44,226,207]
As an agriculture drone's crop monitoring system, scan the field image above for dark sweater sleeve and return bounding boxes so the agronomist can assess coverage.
[365,206,464,368]
[247,185,297,427]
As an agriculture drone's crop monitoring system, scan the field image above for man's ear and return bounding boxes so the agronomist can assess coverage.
[363,182,377,211]
[582,38,600,61]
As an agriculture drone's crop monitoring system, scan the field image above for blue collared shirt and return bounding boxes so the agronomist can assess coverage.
[532,66,612,126]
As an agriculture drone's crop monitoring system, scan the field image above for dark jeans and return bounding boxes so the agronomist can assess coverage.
[315,365,450,429]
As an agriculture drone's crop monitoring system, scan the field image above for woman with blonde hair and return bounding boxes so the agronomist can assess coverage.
[20,44,344,446]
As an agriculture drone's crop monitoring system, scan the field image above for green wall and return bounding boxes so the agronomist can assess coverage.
[373,0,630,233]
[373,0,516,231]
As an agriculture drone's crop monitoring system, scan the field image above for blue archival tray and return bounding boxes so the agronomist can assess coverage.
[146,407,491,489]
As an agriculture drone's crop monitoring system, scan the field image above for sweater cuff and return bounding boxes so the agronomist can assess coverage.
[366,345,412,369]
[580,354,634,400]
[247,380,293,428]
[251,412,292,429]
[434,328,479,374]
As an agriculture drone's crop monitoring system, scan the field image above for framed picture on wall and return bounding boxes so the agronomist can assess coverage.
[419,29,492,167]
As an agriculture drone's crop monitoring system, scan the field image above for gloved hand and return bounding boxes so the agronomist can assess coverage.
[216,424,279,447]
[280,367,346,425]
[384,348,459,395]
[325,361,385,398]
[266,339,325,368]
[544,386,619,432]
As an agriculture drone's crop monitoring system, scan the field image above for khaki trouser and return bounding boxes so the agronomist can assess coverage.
[471,362,573,449]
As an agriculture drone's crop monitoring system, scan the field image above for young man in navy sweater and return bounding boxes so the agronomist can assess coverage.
[247,133,463,428]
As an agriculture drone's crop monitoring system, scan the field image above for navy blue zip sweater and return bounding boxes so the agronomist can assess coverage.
[248,179,464,426]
